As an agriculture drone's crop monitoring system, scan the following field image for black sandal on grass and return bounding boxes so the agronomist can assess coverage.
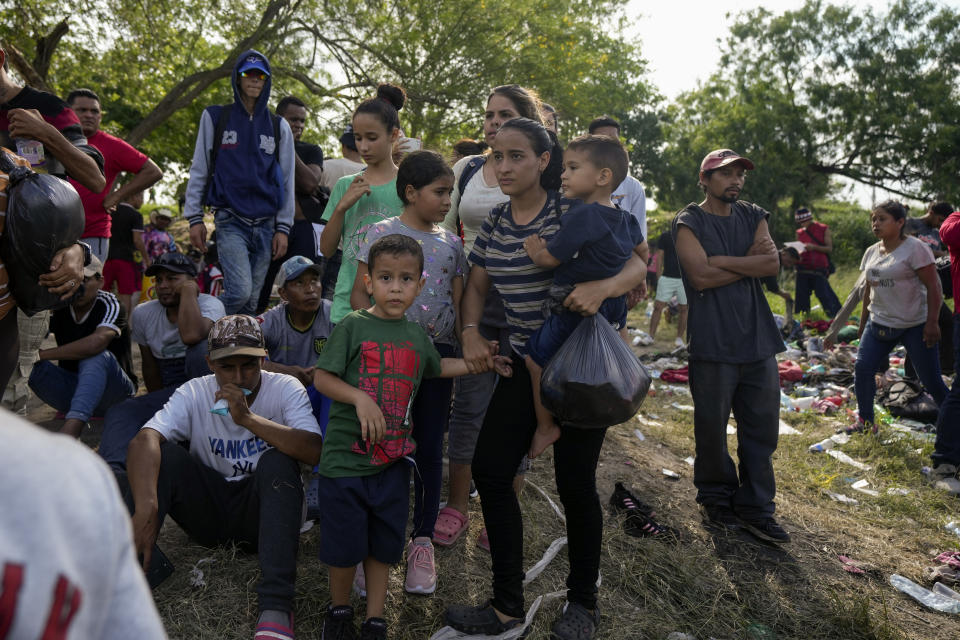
[444,601,528,637]
[550,602,600,640]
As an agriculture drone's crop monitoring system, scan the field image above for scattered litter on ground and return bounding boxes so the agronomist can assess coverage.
[188,558,215,588]
[726,423,737,435]
[662,468,680,479]
[778,419,800,435]
[886,487,910,496]
[826,449,871,470]
[890,574,960,614]
[850,479,880,497]
[825,491,859,505]
[671,403,694,412]
[838,555,866,575]
[634,429,645,442]
[684,456,695,467]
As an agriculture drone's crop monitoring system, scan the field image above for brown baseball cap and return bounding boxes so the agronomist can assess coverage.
[207,315,268,360]
[700,149,755,173]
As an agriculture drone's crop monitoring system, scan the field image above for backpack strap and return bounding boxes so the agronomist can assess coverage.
[271,113,281,157]
[202,104,232,207]
[458,155,486,199]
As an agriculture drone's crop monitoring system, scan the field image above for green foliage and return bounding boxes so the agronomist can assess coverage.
[3,0,653,174]
[645,0,960,213]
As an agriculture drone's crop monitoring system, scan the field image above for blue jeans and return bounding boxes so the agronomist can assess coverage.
[795,270,842,317]
[215,209,275,315]
[100,342,211,473]
[28,351,135,421]
[934,315,960,466]
[855,320,949,424]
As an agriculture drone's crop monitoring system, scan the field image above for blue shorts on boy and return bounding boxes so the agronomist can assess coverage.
[526,202,644,367]
[314,309,442,566]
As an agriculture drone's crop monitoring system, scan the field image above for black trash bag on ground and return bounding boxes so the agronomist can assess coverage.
[0,152,84,316]
[540,314,651,428]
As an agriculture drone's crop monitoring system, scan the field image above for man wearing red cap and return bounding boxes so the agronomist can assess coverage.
[673,149,790,543]
[793,206,841,317]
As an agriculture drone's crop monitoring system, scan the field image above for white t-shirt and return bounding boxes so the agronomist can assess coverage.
[0,412,166,639]
[612,175,647,240]
[130,294,225,359]
[860,235,935,328]
[142,371,321,480]
[321,157,366,190]
[442,155,509,255]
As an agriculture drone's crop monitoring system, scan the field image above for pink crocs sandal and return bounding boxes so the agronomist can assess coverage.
[433,506,469,547]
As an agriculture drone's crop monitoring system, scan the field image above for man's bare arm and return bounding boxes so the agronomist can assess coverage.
[674,225,742,291]
[707,219,779,278]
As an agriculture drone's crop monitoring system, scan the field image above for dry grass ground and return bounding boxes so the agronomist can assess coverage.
[23,264,960,639]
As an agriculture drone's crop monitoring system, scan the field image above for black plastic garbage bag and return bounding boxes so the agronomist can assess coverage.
[0,152,84,316]
[540,314,651,428]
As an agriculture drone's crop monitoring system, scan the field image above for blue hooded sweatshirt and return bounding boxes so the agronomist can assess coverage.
[183,49,295,234]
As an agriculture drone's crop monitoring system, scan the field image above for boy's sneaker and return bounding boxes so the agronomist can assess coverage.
[359,617,387,640]
[739,516,791,543]
[405,537,437,594]
[322,605,357,640]
[930,464,960,496]
[352,564,366,598]
[701,504,742,533]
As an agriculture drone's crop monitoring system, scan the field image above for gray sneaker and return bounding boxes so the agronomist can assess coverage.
[931,464,960,496]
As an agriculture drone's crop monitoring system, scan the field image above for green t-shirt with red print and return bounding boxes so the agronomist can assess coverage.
[315,309,442,477]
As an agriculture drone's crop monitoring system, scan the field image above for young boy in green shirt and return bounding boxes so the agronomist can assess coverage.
[312,233,503,640]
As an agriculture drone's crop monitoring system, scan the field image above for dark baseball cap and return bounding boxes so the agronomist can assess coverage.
[208,315,267,360]
[339,123,357,152]
[145,251,198,278]
[700,149,755,173]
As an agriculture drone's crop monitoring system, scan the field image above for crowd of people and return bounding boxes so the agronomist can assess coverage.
[1,44,959,640]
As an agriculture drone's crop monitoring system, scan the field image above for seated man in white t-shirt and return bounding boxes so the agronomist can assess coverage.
[122,314,323,639]
[99,251,225,474]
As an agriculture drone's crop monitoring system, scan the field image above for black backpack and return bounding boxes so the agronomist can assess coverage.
[202,104,282,207]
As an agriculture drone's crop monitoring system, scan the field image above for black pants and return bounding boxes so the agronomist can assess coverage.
[256,219,318,314]
[0,311,18,391]
[472,355,607,618]
[118,443,304,612]
[688,357,780,520]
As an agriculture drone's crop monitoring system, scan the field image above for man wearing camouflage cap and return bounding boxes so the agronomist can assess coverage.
[123,314,323,639]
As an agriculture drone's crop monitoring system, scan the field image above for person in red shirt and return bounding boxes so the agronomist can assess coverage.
[794,207,841,317]
[67,89,163,262]
[932,210,960,495]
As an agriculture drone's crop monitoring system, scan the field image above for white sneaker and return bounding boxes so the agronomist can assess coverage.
[674,337,685,348]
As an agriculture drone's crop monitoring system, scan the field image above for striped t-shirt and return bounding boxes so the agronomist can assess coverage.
[468,191,574,356]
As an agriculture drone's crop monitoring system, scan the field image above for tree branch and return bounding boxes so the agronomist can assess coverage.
[0,39,51,92]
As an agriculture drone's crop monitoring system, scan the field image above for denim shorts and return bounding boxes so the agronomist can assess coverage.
[316,461,411,567]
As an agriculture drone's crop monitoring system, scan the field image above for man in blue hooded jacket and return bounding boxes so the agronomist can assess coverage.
[183,50,295,315]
